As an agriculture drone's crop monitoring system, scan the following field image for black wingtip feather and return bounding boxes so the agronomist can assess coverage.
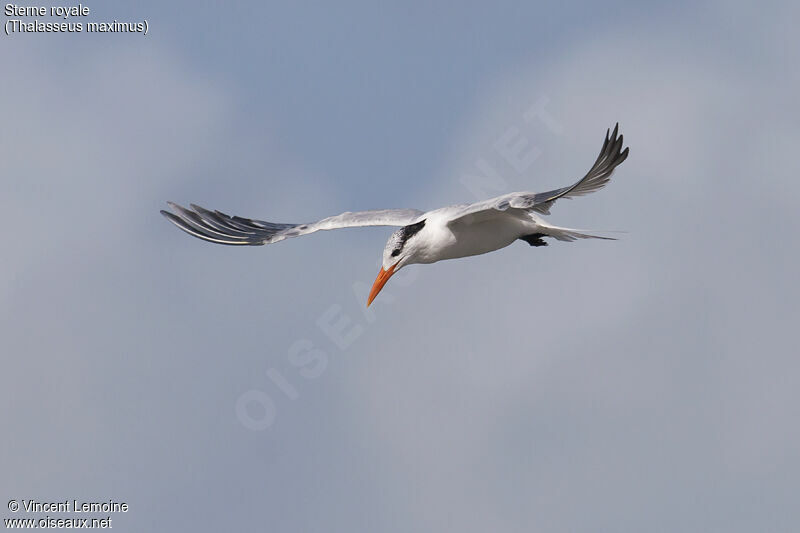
[161,202,301,246]
[532,123,630,208]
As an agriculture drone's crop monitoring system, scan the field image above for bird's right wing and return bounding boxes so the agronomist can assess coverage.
[525,123,629,215]
[446,123,629,226]
[161,203,424,246]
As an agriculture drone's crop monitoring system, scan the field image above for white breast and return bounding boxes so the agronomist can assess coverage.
[418,210,538,264]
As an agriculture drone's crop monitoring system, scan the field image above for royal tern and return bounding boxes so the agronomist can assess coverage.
[162,124,629,306]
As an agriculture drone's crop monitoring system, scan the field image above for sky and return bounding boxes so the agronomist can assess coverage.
[2,1,799,531]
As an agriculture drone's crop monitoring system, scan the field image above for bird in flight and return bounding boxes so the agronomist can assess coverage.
[162,124,629,306]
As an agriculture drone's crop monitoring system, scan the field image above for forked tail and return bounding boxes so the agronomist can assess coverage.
[533,223,619,244]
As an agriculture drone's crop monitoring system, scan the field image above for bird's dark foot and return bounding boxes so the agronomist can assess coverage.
[519,233,548,247]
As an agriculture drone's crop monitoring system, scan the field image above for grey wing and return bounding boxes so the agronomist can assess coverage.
[161,202,424,246]
[524,122,629,215]
[446,123,629,225]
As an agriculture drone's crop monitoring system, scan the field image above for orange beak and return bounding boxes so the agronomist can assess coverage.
[367,263,397,307]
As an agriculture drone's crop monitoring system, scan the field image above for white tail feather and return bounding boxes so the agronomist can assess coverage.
[537,224,618,242]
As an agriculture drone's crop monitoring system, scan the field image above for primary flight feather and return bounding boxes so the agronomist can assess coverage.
[162,124,630,305]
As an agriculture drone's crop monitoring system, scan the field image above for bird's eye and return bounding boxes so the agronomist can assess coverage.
[391,248,401,257]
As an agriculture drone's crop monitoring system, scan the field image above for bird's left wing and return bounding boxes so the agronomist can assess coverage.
[161,202,424,246]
